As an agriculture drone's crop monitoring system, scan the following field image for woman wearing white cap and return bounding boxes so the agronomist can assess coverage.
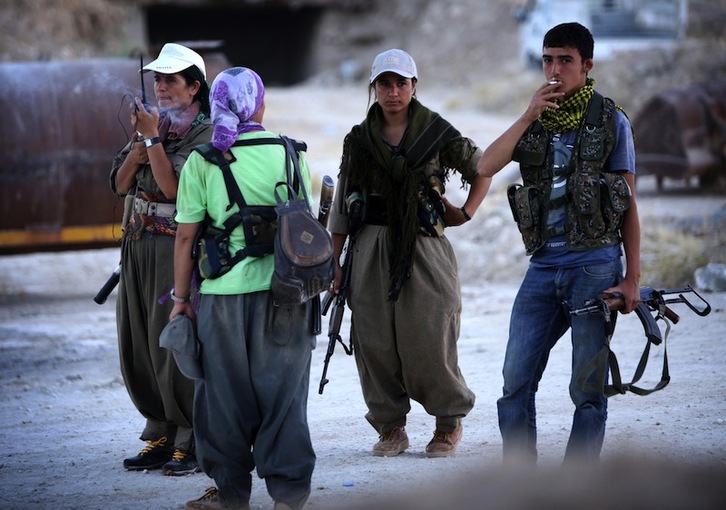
[327,49,492,458]
[110,42,212,476]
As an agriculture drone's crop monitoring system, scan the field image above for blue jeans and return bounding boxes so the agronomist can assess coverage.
[497,260,622,464]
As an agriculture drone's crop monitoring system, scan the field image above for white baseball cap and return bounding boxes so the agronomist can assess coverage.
[369,48,418,83]
[143,43,207,79]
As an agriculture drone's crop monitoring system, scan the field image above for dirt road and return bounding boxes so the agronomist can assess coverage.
[1,86,725,509]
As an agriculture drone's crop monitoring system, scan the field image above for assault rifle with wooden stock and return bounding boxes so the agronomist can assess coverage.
[318,192,364,395]
[567,285,711,396]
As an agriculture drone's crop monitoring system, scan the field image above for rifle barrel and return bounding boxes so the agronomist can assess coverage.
[318,175,335,228]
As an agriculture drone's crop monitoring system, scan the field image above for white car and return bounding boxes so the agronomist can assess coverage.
[514,0,688,68]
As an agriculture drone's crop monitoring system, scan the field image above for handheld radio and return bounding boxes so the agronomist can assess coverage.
[135,54,151,113]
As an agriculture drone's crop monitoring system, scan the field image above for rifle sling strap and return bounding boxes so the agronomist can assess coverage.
[193,137,305,265]
[579,308,672,398]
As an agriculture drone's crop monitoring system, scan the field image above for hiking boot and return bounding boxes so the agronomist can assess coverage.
[372,426,409,457]
[185,487,250,510]
[123,437,174,471]
[425,425,463,457]
[162,449,200,476]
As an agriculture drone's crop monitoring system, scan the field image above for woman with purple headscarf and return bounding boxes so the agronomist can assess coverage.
[209,67,266,151]
[171,67,316,510]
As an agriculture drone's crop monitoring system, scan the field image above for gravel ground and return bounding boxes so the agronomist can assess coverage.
[2,84,726,510]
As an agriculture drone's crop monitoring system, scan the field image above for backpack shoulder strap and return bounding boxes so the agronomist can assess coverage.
[585,90,604,129]
[280,136,310,206]
[194,142,232,169]
[193,143,247,232]
[232,137,307,152]
[195,136,309,215]
[233,136,307,196]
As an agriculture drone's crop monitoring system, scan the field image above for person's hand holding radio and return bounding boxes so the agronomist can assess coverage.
[130,97,160,146]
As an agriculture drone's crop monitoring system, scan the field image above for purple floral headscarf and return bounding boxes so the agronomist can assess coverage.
[210,67,265,151]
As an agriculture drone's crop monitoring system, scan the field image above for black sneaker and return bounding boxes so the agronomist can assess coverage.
[163,449,200,476]
[123,437,174,471]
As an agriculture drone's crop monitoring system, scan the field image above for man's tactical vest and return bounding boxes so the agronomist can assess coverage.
[507,91,631,255]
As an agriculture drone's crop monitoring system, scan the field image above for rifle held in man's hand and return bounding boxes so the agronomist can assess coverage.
[569,285,711,344]
[568,285,711,397]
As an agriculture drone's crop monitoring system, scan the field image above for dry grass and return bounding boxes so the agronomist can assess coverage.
[640,226,710,287]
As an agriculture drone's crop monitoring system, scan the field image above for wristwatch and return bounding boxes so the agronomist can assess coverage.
[144,136,161,148]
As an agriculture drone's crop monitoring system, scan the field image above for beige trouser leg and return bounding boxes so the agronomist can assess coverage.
[349,226,475,434]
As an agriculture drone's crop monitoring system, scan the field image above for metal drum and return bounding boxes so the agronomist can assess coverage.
[0,53,228,254]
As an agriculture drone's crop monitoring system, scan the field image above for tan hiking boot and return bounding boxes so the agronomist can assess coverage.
[185,487,250,510]
[372,426,409,457]
[425,425,463,457]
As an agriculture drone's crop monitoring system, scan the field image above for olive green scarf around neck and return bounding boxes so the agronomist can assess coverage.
[341,97,468,300]
[539,77,595,133]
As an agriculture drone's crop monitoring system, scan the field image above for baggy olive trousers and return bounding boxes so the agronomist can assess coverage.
[117,234,194,450]
[348,225,475,435]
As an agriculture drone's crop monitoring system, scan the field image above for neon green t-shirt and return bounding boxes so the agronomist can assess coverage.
[176,131,313,295]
